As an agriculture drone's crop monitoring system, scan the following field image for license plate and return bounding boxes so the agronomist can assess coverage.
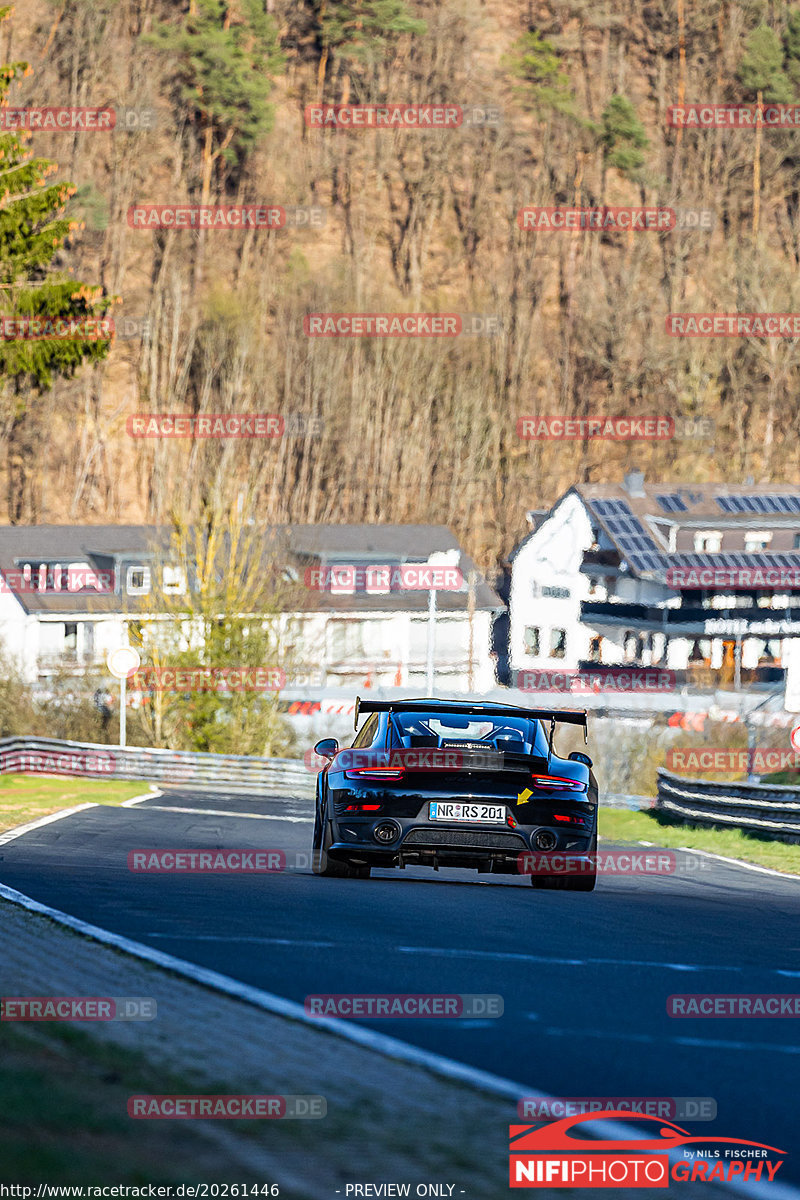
[429,802,506,824]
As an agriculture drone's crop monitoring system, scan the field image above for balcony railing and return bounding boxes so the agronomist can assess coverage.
[582,599,800,629]
[575,661,785,690]
[36,652,98,673]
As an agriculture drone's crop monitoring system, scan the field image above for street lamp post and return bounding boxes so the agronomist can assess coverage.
[106,645,141,749]
[426,585,437,694]
[423,549,462,696]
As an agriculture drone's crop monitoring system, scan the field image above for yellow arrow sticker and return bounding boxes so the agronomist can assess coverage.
[516,788,533,806]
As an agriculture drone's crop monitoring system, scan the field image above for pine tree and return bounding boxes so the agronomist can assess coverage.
[145,0,283,207]
[144,0,283,294]
[0,46,112,392]
[600,95,649,178]
[319,0,425,68]
[737,25,791,237]
[738,25,793,102]
[505,30,576,119]
[315,0,425,100]
[784,9,800,89]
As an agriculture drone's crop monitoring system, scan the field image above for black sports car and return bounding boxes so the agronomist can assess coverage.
[311,697,598,890]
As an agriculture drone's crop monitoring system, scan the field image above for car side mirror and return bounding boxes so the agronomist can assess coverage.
[314,738,339,759]
[569,751,593,768]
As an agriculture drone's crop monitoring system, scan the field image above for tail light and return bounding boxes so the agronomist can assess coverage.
[553,813,589,825]
[530,774,587,792]
[344,767,404,781]
[344,803,382,812]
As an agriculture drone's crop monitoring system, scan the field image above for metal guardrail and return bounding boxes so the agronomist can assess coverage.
[0,736,316,798]
[600,793,655,811]
[656,767,800,842]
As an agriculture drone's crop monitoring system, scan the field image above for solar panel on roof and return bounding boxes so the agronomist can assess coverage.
[630,553,666,569]
[656,493,688,513]
[715,494,800,515]
[593,499,633,517]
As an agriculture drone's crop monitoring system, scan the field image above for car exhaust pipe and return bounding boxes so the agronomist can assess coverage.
[373,820,401,844]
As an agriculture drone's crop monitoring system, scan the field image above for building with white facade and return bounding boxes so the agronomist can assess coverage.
[0,523,501,693]
[508,475,800,691]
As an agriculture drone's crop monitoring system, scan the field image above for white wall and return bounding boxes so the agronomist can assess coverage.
[0,588,34,677]
[509,493,597,673]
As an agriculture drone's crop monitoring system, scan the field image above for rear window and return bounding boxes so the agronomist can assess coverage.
[392,712,548,756]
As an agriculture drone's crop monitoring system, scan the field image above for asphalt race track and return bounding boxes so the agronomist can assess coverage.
[1,786,799,1181]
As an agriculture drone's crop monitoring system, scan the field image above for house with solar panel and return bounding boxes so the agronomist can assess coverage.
[508,473,800,690]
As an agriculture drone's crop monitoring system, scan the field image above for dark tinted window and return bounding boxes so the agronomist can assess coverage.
[393,711,548,755]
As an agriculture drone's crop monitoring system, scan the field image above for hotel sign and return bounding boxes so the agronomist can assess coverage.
[703,617,800,635]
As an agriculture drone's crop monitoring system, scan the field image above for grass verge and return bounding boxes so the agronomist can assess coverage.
[600,805,800,875]
[0,1021,305,1188]
[0,774,150,834]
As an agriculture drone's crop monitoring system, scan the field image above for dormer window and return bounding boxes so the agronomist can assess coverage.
[694,531,722,553]
[127,566,151,595]
[162,565,186,594]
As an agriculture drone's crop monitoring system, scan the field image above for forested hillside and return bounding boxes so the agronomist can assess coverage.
[4,0,800,567]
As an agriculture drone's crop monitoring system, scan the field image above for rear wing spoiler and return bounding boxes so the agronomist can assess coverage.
[353,697,588,744]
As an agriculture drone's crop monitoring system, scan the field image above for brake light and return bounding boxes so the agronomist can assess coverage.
[343,767,404,780]
[530,775,587,792]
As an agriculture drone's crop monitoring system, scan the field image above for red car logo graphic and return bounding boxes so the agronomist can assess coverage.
[510,1111,786,1154]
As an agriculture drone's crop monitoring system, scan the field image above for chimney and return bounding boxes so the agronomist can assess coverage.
[623,470,645,497]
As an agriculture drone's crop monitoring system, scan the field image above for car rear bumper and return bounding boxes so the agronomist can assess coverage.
[327,815,595,872]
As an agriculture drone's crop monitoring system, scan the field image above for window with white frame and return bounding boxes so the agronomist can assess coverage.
[161,565,186,594]
[524,626,540,655]
[127,565,151,595]
[549,628,567,659]
[694,531,722,552]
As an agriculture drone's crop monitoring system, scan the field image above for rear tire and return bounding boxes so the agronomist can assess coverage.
[530,832,597,891]
[312,796,371,878]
